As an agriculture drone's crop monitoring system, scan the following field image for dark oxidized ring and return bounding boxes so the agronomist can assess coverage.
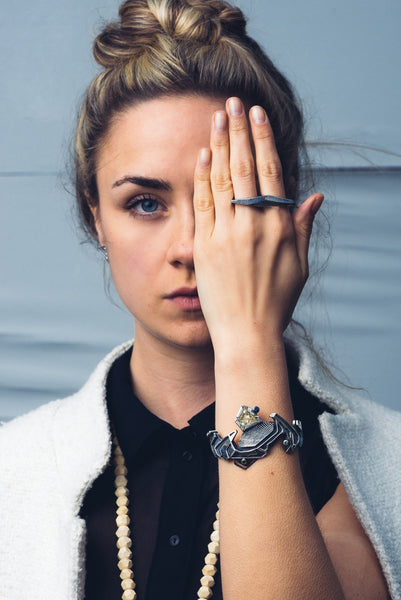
[232,195,295,209]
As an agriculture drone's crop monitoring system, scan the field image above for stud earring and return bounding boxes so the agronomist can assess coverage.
[98,244,109,262]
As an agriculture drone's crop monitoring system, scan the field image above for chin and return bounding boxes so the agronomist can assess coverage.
[134,318,213,351]
[165,325,213,350]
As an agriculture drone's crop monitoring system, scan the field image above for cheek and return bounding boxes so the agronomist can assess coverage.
[110,237,163,283]
[109,251,150,315]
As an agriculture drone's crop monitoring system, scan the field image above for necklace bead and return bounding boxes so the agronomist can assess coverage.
[113,436,219,599]
[118,547,132,560]
[202,564,217,577]
[117,514,130,527]
[122,590,137,600]
[118,558,133,570]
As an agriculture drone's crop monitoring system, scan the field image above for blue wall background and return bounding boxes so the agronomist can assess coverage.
[1,0,400,419]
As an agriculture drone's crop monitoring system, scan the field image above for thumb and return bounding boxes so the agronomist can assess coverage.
[293,193,324,275]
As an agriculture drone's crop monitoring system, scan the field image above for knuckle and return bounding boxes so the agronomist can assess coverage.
[230,119,248,134]
[195,169,210,183]
[231,157,255,181]
[211,171,232,194]
[260,159,282,182]
[253,127,271,141]
[212,134,229,149]
[194,195,213,212]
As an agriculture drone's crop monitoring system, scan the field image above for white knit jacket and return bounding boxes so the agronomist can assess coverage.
[1,339,400,600]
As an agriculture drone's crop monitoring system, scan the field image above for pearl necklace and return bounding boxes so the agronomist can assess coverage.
[113,436,220,600]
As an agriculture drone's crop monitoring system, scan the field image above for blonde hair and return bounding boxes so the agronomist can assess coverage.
[75,0,306,240]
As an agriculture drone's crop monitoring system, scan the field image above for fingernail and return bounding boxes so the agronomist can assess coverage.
[199,148,211,167]
[214,111,227,132]
[251,105,266,124]
[311,194,324,215]
[228,97,243,117]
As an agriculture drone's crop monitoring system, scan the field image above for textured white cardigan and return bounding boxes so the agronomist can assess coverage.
[1,338,401,600]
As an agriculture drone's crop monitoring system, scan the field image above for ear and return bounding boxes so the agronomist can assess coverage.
[89,202,106,246]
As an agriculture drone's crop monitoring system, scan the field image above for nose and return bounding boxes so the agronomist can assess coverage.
[166,208,195,268]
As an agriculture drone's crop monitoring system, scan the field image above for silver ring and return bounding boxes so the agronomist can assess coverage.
[232,195,295,208]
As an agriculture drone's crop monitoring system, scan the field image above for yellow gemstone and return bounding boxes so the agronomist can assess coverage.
[236,405,260,430]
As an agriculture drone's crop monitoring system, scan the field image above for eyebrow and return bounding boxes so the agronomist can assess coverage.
[112,175,172,191]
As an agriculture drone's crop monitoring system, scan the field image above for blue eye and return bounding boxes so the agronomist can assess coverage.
[136,198,159,213]
[127,195,163,217]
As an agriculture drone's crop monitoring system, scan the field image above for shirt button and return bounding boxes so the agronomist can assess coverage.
[169,534,180,547]
[182,450,193,462]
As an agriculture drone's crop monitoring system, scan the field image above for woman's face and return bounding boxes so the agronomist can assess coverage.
[95,94,226,350]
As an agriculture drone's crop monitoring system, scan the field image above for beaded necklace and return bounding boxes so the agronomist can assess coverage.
[113,436,220,600]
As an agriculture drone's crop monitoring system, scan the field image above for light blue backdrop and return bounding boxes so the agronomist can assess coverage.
[1,0,400,419]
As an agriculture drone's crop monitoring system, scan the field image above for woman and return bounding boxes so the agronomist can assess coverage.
[1,0,400,599]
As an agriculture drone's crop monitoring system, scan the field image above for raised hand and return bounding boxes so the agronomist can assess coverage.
[193,97,323,350]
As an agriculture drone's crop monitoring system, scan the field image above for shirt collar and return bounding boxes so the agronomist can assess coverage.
[106,347,215,464]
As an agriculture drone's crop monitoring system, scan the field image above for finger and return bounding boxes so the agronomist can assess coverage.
[193,148,214,238]
[210,110,234,221]
[249,105,285,198]
[226,97,257,201]
[293,193,324,275]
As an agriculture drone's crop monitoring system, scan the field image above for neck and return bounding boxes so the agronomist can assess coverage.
[130,328,216,429]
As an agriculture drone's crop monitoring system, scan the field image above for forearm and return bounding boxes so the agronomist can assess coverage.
[214,333,345,600]
[192,98,341,597]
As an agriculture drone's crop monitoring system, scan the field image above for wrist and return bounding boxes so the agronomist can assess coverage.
[212,332,293,424]
[212,329,286,371]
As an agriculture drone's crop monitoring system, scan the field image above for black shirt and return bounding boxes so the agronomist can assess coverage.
[81,346,339,599]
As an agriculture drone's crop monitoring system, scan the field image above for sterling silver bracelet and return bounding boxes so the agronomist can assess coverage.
[207,405,303,469]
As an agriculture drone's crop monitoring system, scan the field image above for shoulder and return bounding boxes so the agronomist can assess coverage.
[0,340,132,432]
[0,340,132,499]
[285,325,401,427]
[0,398,64,471]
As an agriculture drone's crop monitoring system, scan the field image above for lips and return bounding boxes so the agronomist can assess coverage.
[165,287,198,299]
[164,287,201,311]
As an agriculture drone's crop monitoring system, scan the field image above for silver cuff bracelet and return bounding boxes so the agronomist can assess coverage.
[207,405,303,469]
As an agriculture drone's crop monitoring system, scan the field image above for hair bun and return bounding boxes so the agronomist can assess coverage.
[93,0,247,68]
[167,0,247,43]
